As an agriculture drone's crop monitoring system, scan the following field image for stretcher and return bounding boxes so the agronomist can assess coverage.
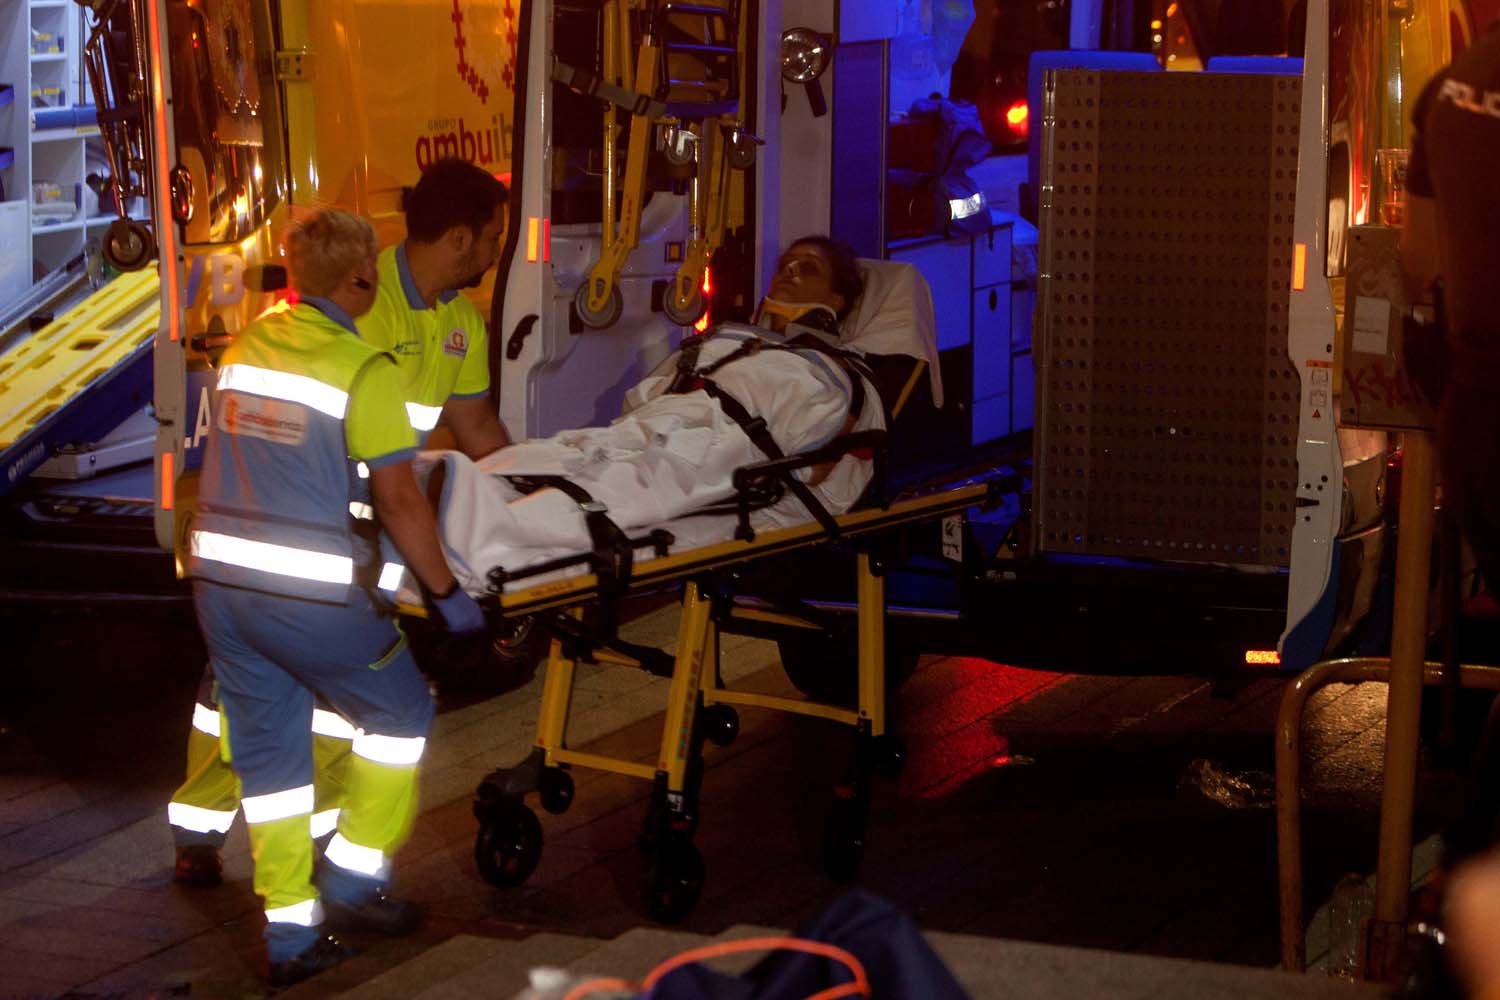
[464,474,1005,922]
[430,259,981,920]
[559,0,751,328]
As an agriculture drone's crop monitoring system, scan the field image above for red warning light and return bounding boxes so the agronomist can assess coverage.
[1005,101,1029,140]
[694,267,714,333]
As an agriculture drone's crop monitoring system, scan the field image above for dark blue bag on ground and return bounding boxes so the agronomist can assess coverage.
[646,891,969,1000]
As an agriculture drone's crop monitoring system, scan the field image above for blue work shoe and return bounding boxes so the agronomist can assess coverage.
[173,845,223,888]
[322,892,422,937]
[267,934,354,988]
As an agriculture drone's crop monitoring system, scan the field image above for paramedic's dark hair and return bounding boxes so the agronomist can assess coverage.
[404,158,509,243]
[788,235,864,321]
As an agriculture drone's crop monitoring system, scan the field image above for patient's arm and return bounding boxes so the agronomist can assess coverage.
[371,459,459,595]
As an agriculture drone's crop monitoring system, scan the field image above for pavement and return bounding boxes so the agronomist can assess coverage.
[0,597,1454,999]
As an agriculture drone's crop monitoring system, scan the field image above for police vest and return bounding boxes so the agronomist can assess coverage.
[189,304,405,604]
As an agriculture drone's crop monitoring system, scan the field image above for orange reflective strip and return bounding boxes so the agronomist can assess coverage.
[526,217,539,262]
[1292,243,1307,291]
[160,451,174,510]
[1244,649,1281,665]
[146,0,181,341]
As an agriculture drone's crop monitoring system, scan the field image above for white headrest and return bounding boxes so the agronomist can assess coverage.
[842,258,944,408]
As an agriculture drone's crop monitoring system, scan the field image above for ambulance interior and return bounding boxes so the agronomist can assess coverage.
[5,0,1491,683]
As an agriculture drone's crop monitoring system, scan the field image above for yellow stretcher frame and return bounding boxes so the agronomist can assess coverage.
[466,480,995,922]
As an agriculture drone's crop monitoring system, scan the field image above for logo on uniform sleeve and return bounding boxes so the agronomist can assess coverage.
[443,328,469,358]
[219,394,309,445]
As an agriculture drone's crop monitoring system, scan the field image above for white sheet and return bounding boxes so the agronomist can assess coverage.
[419,325,883,595]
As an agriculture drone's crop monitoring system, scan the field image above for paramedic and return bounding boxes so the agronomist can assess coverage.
[1401,32,1500,1000]
[357,157,511,456]
[188,208,485,986]
[165,158,511,886]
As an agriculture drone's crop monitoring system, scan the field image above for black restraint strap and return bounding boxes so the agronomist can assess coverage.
[695,380,842,536]
[667,329,887,536]
[505,475,636,596]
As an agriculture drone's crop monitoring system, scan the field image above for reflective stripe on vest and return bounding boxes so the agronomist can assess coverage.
[218,363,349,418]
[352,731,426,766]
[192,702,221,737]
[265,898,324,927]
[406,401,442,432]
[324,832,390,879]
[168,801,237,834]
[377,562,405,594]
[190,530,355,586]
[242,784,315,824]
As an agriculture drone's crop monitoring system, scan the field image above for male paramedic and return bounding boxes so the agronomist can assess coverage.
[166,157,511,887]
[187,207,487,986]
[358,156,511,456]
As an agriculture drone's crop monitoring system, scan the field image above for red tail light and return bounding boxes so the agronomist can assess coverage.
[1005,101,1029,140]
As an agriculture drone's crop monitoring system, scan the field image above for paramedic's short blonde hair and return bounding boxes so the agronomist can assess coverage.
[285,208,376,298]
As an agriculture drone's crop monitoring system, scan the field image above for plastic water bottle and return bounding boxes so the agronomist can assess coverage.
[1328,873,1375,979]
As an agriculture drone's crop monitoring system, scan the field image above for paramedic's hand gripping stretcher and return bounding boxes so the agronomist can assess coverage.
[399,244,1000,921]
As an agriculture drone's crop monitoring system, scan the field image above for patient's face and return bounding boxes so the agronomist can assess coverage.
[769,243,844,314]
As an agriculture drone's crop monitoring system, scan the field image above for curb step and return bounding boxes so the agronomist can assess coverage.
[338,931,606,999]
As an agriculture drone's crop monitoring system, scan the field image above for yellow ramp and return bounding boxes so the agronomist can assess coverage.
[0,269,160,450]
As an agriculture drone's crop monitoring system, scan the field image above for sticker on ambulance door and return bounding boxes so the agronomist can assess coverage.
[941,514,963,562]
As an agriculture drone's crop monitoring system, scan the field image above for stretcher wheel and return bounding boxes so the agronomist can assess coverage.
[474,798,543,887]
[538,767,575,815]
[726,133,757,170]
[574,282,624,329]
[701,704,739,748]
[821,790,868,884]
[662,286,706,327]
[103,218,154,271]
[642,834,704,924]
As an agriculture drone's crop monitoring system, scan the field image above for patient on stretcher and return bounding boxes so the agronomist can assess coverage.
[412,237,942,596]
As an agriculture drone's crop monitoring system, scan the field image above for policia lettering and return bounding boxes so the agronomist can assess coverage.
[1439,78,1500,120]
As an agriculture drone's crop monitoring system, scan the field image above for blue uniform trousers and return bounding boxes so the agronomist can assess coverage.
[193,580,434,962]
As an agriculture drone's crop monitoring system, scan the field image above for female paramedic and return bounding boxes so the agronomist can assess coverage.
[186,207,486,987]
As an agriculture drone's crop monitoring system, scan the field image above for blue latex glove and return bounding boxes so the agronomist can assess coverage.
[431,585,486,636]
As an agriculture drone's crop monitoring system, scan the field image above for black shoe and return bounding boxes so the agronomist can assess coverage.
[173,845,223,888]
[322,892,422,936]
[267,934,354,989]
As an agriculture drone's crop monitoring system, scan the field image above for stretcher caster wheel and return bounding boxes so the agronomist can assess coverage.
[662,286,706,327]
[871,734,907,776]
[474,798,543,887]
[726,132,758,170]
[104,218,154,271]
[701,704,739,747]
[538,767,575,815]
[821,792,867,884]
[643,834,704,924]
[574,282,623,329]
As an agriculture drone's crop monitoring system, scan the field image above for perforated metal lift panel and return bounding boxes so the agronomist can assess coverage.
[1034,70,1301,568]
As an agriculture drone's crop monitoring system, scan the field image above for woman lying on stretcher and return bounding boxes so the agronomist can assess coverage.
[408,236,942,596]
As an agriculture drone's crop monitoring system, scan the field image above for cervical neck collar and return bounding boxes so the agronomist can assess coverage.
[756,297,840,332]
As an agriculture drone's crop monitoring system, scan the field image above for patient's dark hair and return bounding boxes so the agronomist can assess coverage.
[404,158,509,243]
[788,235,863,321]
